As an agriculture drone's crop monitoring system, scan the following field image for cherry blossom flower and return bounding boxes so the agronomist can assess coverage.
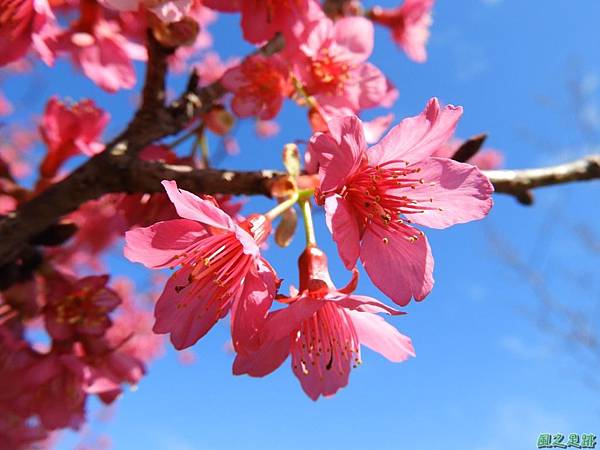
[293,15,397,114]
[124,180,278,350]
[370,0,435,63]
[101,0,192,23]
[50,19,146,92]
[39,97,110,178]
[310,98,493,306]
[204,0,318,44]
[43,274,121,341]
[0,0,55,66]
[194,52,239,86]
[222,54,292,120]
[234,246,414,400]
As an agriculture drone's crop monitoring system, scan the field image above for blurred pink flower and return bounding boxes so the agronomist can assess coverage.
[51,19,146,92]
[222,54,292,120]
[39,97,110,178]
[0,0,54,66]
[43,273,121,341]
[255,119,280,138]
[370,0,435,63]
[294,16,397,114]
[204,0,317,44]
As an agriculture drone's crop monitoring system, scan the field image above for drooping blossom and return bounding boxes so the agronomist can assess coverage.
[222,54,292,120]
[433,138,504,170]
[293,16,397,114]
[0,0,54,66]
[39,97,110,178]
[370,0,435,63]
[43,273,121,341]
[234,246,414,400]
[310,98,493,306]
[204,0,319,44]
[124,180,278,350]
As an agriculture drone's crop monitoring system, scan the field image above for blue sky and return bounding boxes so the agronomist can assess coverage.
[5,0,600,449]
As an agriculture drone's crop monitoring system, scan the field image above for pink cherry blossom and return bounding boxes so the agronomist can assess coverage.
[222,54,292,120]
[39,97,110,178]
[234,246,414,400]
[0,0,54,66]
[370,0,435,63]
[51,18,146,92]
[124,180,278,350]
[51,195,127,272]
[43,273,121,341]
[310,98,493,306]
[293,15,397,114]
[194,52,240,86]
[101,0,192,23]
[204,0,318,44]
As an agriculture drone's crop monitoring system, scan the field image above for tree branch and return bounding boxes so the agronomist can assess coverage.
[485,154,600,205]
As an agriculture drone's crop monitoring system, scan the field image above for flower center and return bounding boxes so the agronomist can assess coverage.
[309,48,351,96]
[343,160,440,240]
[172,233,253,312]
[292,302,361,378]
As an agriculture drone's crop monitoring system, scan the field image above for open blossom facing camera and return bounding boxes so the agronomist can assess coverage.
[370,0,435,63]
[234,246,414,400]
[310,98,493,306]
[125,181,278,350]
[222,54,292,120]
[293,15,396,114]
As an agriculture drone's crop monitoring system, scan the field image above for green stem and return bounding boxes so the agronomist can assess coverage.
[265,192,299,221]
[299,198,317,247]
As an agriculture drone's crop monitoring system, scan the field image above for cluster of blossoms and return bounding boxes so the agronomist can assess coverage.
[0,0,503,448]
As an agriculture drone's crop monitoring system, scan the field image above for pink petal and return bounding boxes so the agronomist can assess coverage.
[333,17,373,64]
[232,330,291,377]
[230,268,275,353]
[360,225,434,306]
[162,180,235,230]
[324,195,360,269]
[356,63,389,109]
[368,98,462,165]
[314,115,366,193]
[124,218,207,269]
[334,294,404,316]
[363,113,394,144]
[347,310,415,362]
[153,266,230,349]
[403,157,494,229]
